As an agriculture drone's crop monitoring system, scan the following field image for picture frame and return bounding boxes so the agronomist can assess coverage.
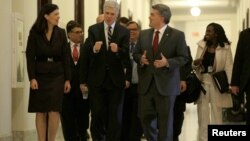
[12,13,25,88]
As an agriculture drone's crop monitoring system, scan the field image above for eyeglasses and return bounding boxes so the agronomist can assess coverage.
[128,28,138,31]
[71,31,83,34]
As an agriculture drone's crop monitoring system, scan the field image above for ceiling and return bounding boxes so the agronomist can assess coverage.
[152,0,238,15]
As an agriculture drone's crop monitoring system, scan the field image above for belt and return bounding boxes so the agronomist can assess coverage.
[36,57,61,62]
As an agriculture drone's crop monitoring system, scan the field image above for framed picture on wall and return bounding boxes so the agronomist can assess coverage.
[11,13,25,88]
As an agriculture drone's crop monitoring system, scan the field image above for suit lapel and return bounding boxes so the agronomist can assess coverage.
[67,43,74,65]
[111,23,119,43]
[147,29,155,60]
[99,23,108,51]
[156,26,172,55]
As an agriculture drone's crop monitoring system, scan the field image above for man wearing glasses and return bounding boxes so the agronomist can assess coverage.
[60,20,90,141]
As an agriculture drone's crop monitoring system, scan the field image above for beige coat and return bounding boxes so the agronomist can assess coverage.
[193,40,233,108]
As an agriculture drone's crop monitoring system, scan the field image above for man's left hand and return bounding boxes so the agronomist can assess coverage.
[154,53,169,68]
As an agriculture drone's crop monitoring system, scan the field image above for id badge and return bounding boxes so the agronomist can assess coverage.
[130,53,133,60]
[208,66,213,73]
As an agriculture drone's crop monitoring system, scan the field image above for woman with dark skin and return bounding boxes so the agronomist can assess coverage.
[193,23,233,141]
[26,4,71,141]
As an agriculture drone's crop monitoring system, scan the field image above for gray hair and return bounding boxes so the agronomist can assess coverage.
[152,4,172,24]
[103,0,120,14]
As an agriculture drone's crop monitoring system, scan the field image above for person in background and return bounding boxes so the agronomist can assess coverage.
[118,16,130,27]
[133,4,188,141]
[26,3,71,141]
[121,21,143,141]
[60,20,90,141]
[79,1,131,141]
[173,46,193,141]
[96,14,104,23]
[193,22,233,141]
[231,27,250,125]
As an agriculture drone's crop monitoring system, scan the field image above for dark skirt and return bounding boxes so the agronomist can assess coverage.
[28,73,65,113]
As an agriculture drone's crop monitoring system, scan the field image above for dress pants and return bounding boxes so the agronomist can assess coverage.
[173,95,186,141]
[61,89,90,141]
[197,74,223,141]
[89,73,124,141]
[138,80,176,141]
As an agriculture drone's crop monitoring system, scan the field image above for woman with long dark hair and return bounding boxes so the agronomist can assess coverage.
[26,4,71,141]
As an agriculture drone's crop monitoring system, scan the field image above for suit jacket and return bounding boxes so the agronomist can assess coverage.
[80,22,131,88]
[26,26,71,81]
[68,42,83,92]
[133,26,188,96]
[180,46,193,81]
[231,28,250,92]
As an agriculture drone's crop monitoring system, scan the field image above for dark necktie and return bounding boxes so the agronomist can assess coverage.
[130,42,135,62]
[152,31,160,54]
[108,26,112,46]
[72,44,79,61]
[130,42,135,53]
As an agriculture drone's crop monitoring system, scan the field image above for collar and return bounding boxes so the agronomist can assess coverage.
[154,24,167,34]
[70,41,80,47]
[104,21,116,30]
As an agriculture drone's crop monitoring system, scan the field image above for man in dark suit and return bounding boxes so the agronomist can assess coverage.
[121,21,143,141]
[80,1,131,141]
[133,4,188,141]
[173,46,193,141]
[231,28,250,125]
[60,20,90,141]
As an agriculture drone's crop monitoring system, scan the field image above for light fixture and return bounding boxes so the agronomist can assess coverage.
[116,0,121,4]
[190,7,201,16]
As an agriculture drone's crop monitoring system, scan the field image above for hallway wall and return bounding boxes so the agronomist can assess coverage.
[0,0,12,140]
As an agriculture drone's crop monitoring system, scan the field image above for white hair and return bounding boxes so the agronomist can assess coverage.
[103,0,120,14]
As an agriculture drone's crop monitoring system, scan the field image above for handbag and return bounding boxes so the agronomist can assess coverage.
[181,70,206,103]
[212,70,229,93]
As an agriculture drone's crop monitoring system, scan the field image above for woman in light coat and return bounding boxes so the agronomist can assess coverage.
[193,23,233,141]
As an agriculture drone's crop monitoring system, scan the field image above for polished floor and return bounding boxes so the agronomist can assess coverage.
[56,104,245,141]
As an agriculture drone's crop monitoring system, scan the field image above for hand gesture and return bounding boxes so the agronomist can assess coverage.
[110,43,118,53]
[154,53,168,68]
[94,41,103,53]
[140,50,149,65]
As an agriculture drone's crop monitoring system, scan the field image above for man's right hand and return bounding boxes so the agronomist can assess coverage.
[140,50,149,65]
[94,41,103,53]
